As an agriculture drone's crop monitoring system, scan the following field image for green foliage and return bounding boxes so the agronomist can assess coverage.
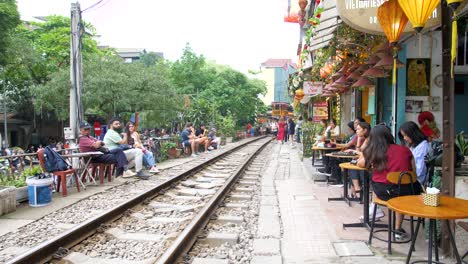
[160,141,177,161]
[456,131,468,156]
[0,0,20,66]
[23,15,103,69]
[218,116,236,137]
[0,166,42,188]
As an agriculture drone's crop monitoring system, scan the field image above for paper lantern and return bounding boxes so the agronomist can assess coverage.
[378,0,409,44]
[295,89,305,100]
[447,0,463,10]
[346,71,361,81]
[335,75,348,84]
[365,55,380,65]
[397,0,440,32]
[299,0,308,10]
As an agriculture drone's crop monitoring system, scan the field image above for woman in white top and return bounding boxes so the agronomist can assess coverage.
[398,121,432,185]
[126,122,159,173]
[324,118,340,138]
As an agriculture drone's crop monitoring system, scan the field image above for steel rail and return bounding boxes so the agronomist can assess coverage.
[156,138,272,263]
[7,136,268,264]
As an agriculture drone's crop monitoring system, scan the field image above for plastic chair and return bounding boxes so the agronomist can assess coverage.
[90,163,114,184]
[368,171,418,254]
[37,148,80,197]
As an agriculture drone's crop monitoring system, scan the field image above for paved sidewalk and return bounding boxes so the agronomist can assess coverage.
[263,143,409,264]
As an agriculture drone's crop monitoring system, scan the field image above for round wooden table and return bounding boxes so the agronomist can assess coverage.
[387,195,468,264]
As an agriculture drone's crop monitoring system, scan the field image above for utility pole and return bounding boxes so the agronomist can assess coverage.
[1,67,7,148]
[70,2,84,144]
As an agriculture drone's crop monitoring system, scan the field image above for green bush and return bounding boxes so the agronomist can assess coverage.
[456,131,468,156]
[0,166,42,188]
[160,141,177,161]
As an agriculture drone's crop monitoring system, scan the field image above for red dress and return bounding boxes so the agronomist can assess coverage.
[277,121,286,140]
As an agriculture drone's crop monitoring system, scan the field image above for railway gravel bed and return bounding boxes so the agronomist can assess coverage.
[0,138,265,264]
[181,144,272,264]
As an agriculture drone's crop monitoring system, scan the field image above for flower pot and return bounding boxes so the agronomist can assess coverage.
[16,186,28,203]
[176,148,183,158]
[167,147,177,158]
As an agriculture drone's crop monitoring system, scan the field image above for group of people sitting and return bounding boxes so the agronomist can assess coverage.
[79,118,159,180]
[181,122,221,157]
[316,117,432,240]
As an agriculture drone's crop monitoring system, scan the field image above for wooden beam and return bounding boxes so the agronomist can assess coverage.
[441,0,456,255]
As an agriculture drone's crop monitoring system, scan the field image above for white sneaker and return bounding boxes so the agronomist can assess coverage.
[362,204,385,220]
[191,154,198,157]
[122,170,136,178]
[208,146,214,150]
[149,166,159,173]
[205,151,209,154]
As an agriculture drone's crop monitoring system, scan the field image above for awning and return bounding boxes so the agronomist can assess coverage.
[308,0,341,52]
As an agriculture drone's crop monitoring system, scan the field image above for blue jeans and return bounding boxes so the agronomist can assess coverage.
[143,150,155,168]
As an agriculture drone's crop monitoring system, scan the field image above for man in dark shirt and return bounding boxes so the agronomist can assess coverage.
[181,123,198,157]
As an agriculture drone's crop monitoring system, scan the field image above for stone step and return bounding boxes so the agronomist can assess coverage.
[105,228,163,242]
[228,194,251,201]
[214,215,244,224]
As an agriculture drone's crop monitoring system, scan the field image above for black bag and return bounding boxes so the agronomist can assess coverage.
[43,146,71,172]
[97,146,110,153]
[425,140,465,168]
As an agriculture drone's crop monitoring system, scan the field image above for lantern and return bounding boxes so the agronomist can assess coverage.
[397,0,440,32]
[352,77,375,88]
[374,54,405,70]
[378,0,409,43]
[362,67,389,78]
[299,0,308,10]
[447,0,463,10]
[295,89,305,100]
[447,0,464,77]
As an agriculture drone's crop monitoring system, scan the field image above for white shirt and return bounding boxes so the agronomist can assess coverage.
[410,140,432,184]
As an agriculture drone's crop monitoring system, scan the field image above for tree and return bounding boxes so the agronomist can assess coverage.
[0,0,20,65]
[23,15,104,69]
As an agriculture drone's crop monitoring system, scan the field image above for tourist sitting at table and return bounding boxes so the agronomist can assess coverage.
[358,125,422,240]
[125,121,159,173]
[78,121,133,177]
[324,118,340,138]
[103,118,151,179]
[398,121,432,185]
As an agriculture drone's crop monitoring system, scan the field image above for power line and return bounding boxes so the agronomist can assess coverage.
[82,0,104,12]
[83,0,112,13]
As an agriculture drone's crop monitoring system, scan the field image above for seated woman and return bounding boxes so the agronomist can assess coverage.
[358,125,422,240]
[126,121,159,173]
[398,121,432,185]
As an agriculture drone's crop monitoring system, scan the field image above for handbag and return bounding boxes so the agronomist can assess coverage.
[97,146,110,153]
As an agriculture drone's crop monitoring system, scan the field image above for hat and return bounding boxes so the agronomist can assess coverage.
[80,121,92,129]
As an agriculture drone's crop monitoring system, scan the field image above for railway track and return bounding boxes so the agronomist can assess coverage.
[5,136,272,264]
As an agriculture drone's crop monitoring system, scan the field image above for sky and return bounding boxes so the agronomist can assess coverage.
[16,0,300,73]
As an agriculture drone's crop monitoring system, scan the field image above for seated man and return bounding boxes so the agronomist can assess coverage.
[181,122,199,157]
[195,124,211,153]
[103,118,150,179]
[78,121,134,177]
[209,128,221,149]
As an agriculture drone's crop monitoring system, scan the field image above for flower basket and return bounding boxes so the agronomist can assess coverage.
[422,193,440,207]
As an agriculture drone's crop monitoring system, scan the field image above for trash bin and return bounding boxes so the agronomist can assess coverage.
[26,175,53,207]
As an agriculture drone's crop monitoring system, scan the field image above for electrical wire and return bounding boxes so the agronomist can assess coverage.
[82,0,104,12]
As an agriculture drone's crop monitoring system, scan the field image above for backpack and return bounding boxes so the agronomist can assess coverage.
[43,146,71,172]
[425,140,465,168]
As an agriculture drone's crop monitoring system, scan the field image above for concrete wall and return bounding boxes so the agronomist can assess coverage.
[259,68,275,105]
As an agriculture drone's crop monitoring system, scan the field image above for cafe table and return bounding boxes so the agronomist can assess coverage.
[311,144,344,166]
[326,154,359,206]
[337,162,386,229]
[387,195,468,264]
[61,151,103,189]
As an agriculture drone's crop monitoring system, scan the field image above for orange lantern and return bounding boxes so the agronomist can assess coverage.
[397,0,440,32]
[377,0,408,44]
[295,89,305,100]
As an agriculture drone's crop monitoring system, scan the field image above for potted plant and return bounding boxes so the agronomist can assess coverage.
[218,116,236,144]
[0,166,43,203]
[162,142,177,159]
[456,131,468,162]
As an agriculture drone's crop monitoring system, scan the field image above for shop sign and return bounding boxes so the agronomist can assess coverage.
[303,81,323,95]
[313,101,328,122]
[336,1,441,35]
